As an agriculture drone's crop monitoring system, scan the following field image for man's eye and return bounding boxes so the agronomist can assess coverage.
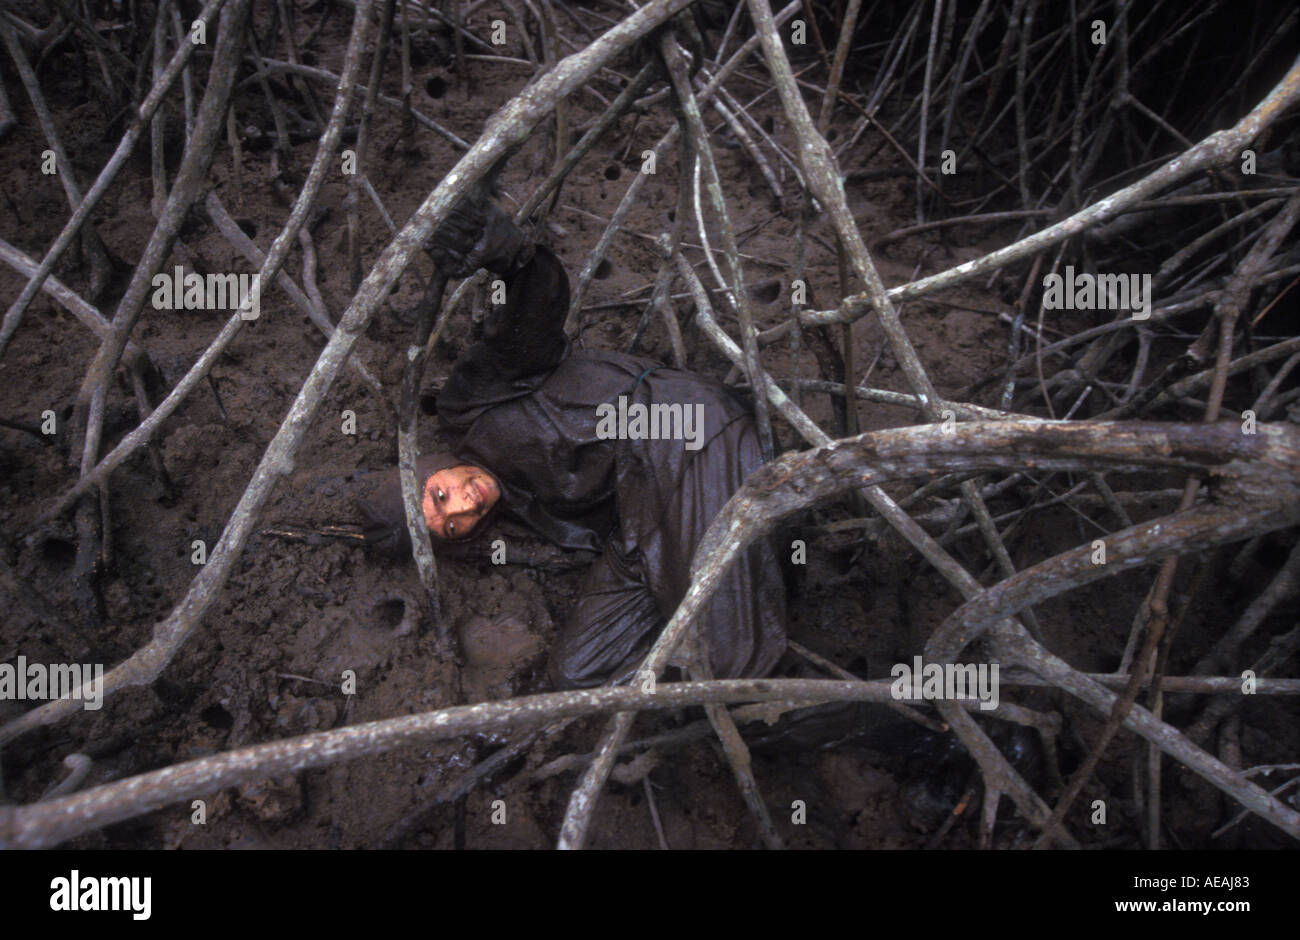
[447,522,456,537]
[437,489,445,502]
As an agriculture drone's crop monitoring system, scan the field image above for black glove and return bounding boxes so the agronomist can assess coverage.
[426,195,530,279]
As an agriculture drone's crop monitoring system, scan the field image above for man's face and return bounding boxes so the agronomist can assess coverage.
[422,465,500,540]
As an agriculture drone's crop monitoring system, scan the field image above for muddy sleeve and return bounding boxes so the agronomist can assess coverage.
[477,244,570,381]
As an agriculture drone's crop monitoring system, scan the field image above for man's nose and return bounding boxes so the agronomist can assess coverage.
[451,485,476,513]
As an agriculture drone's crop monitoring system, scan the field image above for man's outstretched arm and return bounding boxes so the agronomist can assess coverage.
[478,243,569,379]
[428,198,570,380]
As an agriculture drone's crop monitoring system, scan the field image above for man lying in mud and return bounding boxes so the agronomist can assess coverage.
[356,194,787,690]
[347,194,1048,824]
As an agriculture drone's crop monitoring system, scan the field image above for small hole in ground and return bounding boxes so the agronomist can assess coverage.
[604,164,622,180]
[40,538,76,568]
[749,278,781,304]
[594,259,612,280]
[420,394,438,416]
[236,218,257,239]
[373,598,406,629]
[201,704,235,730]
[425,75,447,98]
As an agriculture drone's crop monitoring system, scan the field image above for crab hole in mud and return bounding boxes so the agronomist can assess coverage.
[749,278,781,304]
[201,704,235,730]
[40,537,76,569]
[425,75,447,99]
[373,598,406,631]
[604,164,622,181]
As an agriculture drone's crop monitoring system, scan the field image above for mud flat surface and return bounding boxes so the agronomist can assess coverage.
[1,0,1297,850]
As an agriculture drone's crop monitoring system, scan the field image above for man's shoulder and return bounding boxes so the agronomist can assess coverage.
[561,347,661,373]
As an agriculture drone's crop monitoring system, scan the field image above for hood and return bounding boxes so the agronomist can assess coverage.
[353,452,503,557]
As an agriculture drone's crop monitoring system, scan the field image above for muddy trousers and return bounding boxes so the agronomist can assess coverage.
[547,413,788,690]
[546,529,788,690]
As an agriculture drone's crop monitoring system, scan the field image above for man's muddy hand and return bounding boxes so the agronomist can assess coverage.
[425,195,529,279]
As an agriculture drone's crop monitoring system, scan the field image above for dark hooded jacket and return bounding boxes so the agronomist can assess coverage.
[362,246,787,688]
